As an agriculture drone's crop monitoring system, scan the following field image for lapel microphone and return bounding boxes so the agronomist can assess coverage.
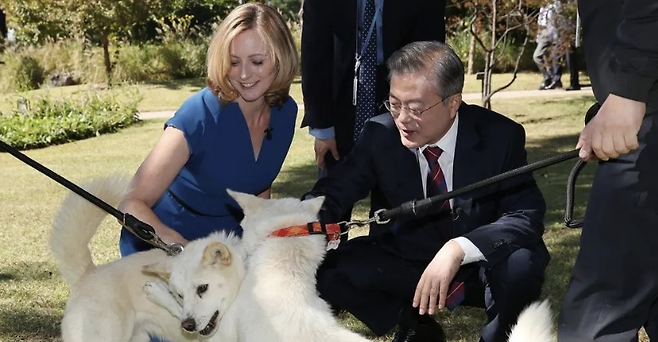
[264,126,273,140]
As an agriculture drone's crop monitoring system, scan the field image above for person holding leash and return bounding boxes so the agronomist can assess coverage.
[118,3,299,256]
[305,41,550,342]
[558,0,658,340]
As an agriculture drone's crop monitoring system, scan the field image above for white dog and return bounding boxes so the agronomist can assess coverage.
[49,176,246,342]
[147,191,555,342]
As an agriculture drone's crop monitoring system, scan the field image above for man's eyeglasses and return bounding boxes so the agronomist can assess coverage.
[383,98,445,118]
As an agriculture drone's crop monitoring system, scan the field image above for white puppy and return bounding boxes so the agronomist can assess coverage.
[50,176,245,342]
[148,191,555,342]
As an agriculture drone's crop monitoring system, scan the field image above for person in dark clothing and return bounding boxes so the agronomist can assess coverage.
[300,0,446,237]
[306,41,549,342]
[557,0,658,341]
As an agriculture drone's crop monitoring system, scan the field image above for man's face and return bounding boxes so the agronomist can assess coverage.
[389,72,460,149]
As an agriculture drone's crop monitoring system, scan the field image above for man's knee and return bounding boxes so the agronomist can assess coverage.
[490,248,546,300]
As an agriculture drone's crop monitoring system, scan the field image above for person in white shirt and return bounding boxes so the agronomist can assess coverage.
[533,0,565,90]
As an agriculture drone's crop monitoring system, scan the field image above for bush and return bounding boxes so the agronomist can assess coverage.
[0,88,142,150]
[7,55,45,91]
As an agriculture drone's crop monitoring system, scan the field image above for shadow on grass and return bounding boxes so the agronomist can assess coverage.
[526,132,596,226]
[0,261,58,283]
[0,308,61,342]
[273,162,318,198]
[144,77,206,90]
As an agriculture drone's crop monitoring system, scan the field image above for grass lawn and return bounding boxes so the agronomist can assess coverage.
[0,72,590,114]
[2,86,646,341]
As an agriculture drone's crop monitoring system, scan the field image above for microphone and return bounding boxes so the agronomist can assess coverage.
[264,126,273,140]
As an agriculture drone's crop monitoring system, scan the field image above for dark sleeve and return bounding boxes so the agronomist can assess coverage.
[300,0,335,129]
[303,121,379,222]
[610,0,658,103]
[462,123,547,267]
[411,0,446,43]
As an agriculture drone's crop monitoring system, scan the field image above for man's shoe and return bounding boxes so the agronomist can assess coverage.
[546,80,563,89]
[566,85,581,91]
[391,318,446,342]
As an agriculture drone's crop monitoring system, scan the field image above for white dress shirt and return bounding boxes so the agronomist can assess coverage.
[416,113,487,265]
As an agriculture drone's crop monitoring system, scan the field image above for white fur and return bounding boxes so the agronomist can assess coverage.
[150,190,555,342]
[50,176,245,342]
[507,300,555,342]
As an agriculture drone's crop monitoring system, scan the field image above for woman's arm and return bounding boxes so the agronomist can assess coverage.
[119,127,191,245]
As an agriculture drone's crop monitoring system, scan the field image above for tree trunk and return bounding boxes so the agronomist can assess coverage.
[467,31,476,75]
[482,0,497,109]
[101,33,112,86]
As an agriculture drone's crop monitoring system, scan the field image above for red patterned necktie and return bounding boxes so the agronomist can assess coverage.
[422,146,450,212]
[422,146,465,310]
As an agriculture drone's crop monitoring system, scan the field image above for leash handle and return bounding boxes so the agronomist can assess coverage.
[0,139,181,255]
[564,159,587,228]
[377,149,582,222]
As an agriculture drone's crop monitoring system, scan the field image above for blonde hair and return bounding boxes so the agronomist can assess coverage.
[206,3,298,107]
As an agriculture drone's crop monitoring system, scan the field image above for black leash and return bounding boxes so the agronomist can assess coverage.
[0,139,183,256]
[374,149,582,223]
[564,159,587,228]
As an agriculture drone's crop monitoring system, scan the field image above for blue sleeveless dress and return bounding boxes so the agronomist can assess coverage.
[120,87,297,256]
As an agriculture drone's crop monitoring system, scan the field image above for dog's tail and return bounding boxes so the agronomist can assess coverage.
[49,175,131,285]
[507,300,554,342]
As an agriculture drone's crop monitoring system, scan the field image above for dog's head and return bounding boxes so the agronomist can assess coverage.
[227,190,325,252]
[144,232,245,337]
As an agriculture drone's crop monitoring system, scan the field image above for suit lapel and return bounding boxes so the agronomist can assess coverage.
[395,138,425,203]
[452,104,482,228]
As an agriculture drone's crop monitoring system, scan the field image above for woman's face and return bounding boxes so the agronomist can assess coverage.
[228,29,276,103]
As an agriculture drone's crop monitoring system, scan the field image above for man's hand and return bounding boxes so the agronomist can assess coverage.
[413,240,465,315]
[314,137,340,170]
[577,94,646,161]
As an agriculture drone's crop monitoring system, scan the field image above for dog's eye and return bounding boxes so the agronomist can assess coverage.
[197,284,208,297]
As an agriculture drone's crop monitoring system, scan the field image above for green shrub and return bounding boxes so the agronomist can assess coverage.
[8,55,45,91]
[0,88,142,150]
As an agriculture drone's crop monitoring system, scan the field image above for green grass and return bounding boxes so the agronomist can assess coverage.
[2,88,648,341]
[0,72,588,115]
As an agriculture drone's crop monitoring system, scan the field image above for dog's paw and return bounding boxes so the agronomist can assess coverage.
[144,280,169,299]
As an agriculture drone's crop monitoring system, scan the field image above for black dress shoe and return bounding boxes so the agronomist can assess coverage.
[391,317,446,342]
[566,85,581,91]
[546,80,563,89]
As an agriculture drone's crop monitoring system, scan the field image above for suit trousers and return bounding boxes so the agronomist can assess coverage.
[558,113,658,342]
[533,30,562,85]
[316,235,546,342]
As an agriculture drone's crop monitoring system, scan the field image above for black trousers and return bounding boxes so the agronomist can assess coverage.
[558,113,658,342]
[317,235,547,342]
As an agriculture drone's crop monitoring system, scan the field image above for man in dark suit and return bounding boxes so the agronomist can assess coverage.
[300,0,445,232]
[558,0,658,341]
[305,41,550,342]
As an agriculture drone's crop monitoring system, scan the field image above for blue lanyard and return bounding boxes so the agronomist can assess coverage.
[356,0,382,62]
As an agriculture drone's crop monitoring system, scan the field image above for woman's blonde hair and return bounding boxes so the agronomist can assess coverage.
[206,3,298,107]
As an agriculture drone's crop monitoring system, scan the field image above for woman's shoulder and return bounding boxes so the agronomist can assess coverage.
[276,95,298,118]
[171,88,237,123]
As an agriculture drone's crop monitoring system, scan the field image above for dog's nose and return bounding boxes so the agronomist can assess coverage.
[181,318,196,332]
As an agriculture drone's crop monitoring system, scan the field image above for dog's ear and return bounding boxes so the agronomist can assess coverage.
[304,196,325,215]
[203,242,232,266]
[143,260,172,280]
[226,189,265,215]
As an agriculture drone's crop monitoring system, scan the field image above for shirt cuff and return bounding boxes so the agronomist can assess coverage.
[309,127,335,139]
[452,237,487,265]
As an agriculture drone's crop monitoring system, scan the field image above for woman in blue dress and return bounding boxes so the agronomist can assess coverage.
[118,3,299,256]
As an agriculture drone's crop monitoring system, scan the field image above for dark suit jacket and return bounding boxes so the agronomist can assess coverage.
[307,103,550,267]
[300,0,446,151]
[579,0,658,114]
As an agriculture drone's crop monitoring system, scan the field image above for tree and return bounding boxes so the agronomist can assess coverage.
[3,0,72,44]
[454,0,541,109]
